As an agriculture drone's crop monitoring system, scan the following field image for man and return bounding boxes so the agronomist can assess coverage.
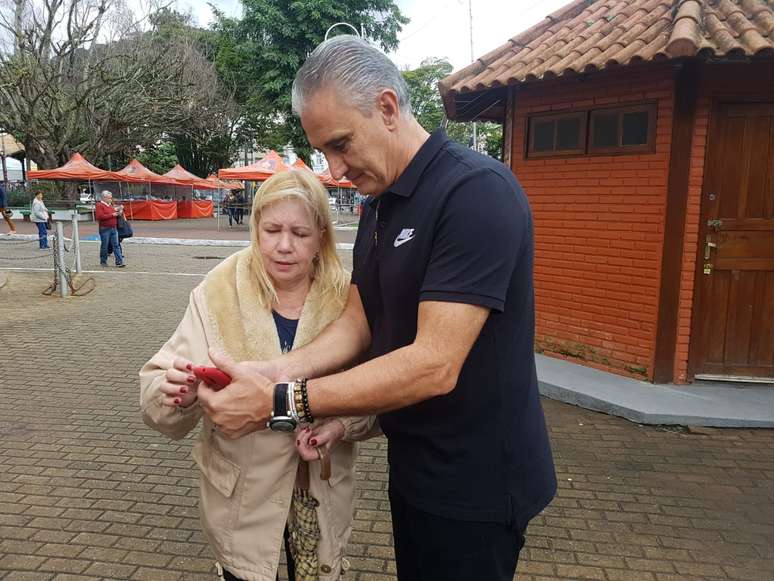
[95,191,125,267]
[199,36,556,580]
[235,190,246,224]
[0,182,16,234]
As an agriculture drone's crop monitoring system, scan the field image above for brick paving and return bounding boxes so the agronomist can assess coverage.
[1,242,773,581]
[6,216,359,245]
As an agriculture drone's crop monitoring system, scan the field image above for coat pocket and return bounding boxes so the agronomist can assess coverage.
[192,440,240,498]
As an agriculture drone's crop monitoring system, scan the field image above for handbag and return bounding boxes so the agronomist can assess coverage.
[116,215,133,239]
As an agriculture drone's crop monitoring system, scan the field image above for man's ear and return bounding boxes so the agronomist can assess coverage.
[377,89,401,131]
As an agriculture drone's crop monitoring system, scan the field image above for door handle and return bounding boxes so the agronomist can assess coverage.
[704,235,717,261]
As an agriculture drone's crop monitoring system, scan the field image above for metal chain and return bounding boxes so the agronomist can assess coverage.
[42,231,95,297]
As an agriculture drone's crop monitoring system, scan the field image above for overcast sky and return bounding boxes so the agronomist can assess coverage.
[179,0,570,72]
[3,0,572,175]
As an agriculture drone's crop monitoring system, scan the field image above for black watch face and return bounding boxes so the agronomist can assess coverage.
[269,419,297,433]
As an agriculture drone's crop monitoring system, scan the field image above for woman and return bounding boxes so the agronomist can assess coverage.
[95,190,124,267]
[31,191,49,249]
[140,168,372,581]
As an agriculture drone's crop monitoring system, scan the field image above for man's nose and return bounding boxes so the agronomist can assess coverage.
[328,156,347,181]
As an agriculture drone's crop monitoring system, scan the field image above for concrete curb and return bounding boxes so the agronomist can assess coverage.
[537,354,774,428]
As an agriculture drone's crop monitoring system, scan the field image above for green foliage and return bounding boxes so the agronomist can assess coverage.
[402,58,453,133]
[137,142,178,175]
[402,58,503,161]
[212,0,408,160]
[6,182,63,206]
[173,133,235,178]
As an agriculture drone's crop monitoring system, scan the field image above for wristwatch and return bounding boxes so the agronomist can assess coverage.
[268,382,297,432]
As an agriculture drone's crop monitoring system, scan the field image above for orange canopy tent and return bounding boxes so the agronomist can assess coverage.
[122,200,179,221]
[318,169,354,189]
[28,152,120,181]
[292,158,313,172]
[206,175,242,190]
[218,150,289,181]
[115,159,182,186]
[163,165,218,190]
[292,158,355,189]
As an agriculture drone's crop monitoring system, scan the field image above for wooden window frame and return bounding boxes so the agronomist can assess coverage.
[588,102,657,155]
[526,111,587,158]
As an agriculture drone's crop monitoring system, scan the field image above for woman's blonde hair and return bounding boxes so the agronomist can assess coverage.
[249,167,348,308]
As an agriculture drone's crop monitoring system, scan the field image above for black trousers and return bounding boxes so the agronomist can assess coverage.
[389,484,526,581]
[223,527,295,581]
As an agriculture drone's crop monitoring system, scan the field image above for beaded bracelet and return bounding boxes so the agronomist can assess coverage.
[298,377,314,424]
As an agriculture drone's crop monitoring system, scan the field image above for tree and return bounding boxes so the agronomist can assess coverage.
[403,57,503,160]
[137,141,177,175]
[0,0,232,182]
[211,0,408,160]
[402,57,453,133]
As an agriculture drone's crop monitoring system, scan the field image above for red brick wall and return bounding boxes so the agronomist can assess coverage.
[673,97,711,383]
[511,68,676,380]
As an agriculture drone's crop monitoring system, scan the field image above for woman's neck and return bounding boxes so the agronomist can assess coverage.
[273,277,312,319]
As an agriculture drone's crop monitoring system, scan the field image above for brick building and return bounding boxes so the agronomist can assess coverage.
[439,0,774,384]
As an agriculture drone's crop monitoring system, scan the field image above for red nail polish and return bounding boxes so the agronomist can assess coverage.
[310,439,317,446]
[180,387,188,394]
[186,364,192,371]
[296,440,300,445]
[187,377,195,383]
[174,398,181,405]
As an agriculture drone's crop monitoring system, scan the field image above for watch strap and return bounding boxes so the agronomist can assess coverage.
[273,383,289,417]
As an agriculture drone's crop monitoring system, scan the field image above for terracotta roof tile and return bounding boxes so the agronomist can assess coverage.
[440,0,774,101]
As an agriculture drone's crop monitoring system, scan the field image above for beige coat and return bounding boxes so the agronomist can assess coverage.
[140,248,374,581]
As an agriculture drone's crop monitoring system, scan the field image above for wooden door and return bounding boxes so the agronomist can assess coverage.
[690,102,774,382]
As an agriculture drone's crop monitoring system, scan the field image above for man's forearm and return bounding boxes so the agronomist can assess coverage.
[304,300,490,418]
[306,341,454,417]
[277,302,370,380]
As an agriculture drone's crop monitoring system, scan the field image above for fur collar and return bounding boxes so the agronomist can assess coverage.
[203,248,348,361]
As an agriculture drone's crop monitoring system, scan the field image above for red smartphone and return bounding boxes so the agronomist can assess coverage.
[192,366,232,390]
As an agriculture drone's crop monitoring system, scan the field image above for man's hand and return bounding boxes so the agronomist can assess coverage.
[197,350,275,439]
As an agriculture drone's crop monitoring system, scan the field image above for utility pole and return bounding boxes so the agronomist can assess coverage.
[469,0,477,152]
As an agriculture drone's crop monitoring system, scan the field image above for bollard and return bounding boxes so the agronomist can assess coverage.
[71,212,82,274]
[55,221,70,298]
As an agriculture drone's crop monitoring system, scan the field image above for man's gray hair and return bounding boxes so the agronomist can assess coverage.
[292,35,411,117]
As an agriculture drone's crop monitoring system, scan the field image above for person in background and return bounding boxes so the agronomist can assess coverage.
[31,191,49,249]
[0,182,16,234]
[224,191,236,227]
[235,190,246,224]
[95,190,125,267]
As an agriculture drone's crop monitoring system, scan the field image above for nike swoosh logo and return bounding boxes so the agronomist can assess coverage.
[393,235,415,247]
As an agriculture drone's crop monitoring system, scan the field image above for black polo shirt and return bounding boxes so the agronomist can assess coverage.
[352,129,556,527]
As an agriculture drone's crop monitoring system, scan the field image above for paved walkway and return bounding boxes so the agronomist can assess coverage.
[4,216,359,245]
[1,242,773,580]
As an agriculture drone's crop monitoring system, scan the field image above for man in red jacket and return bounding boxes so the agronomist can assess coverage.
[95,191,125,267]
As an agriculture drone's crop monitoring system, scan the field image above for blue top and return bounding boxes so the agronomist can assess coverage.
[272,310,299,354]
[0,183,7,208]
[352,129,556,527]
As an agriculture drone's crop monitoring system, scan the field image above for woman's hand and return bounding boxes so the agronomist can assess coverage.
[295,420,345,461]
[158,357,199,408]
